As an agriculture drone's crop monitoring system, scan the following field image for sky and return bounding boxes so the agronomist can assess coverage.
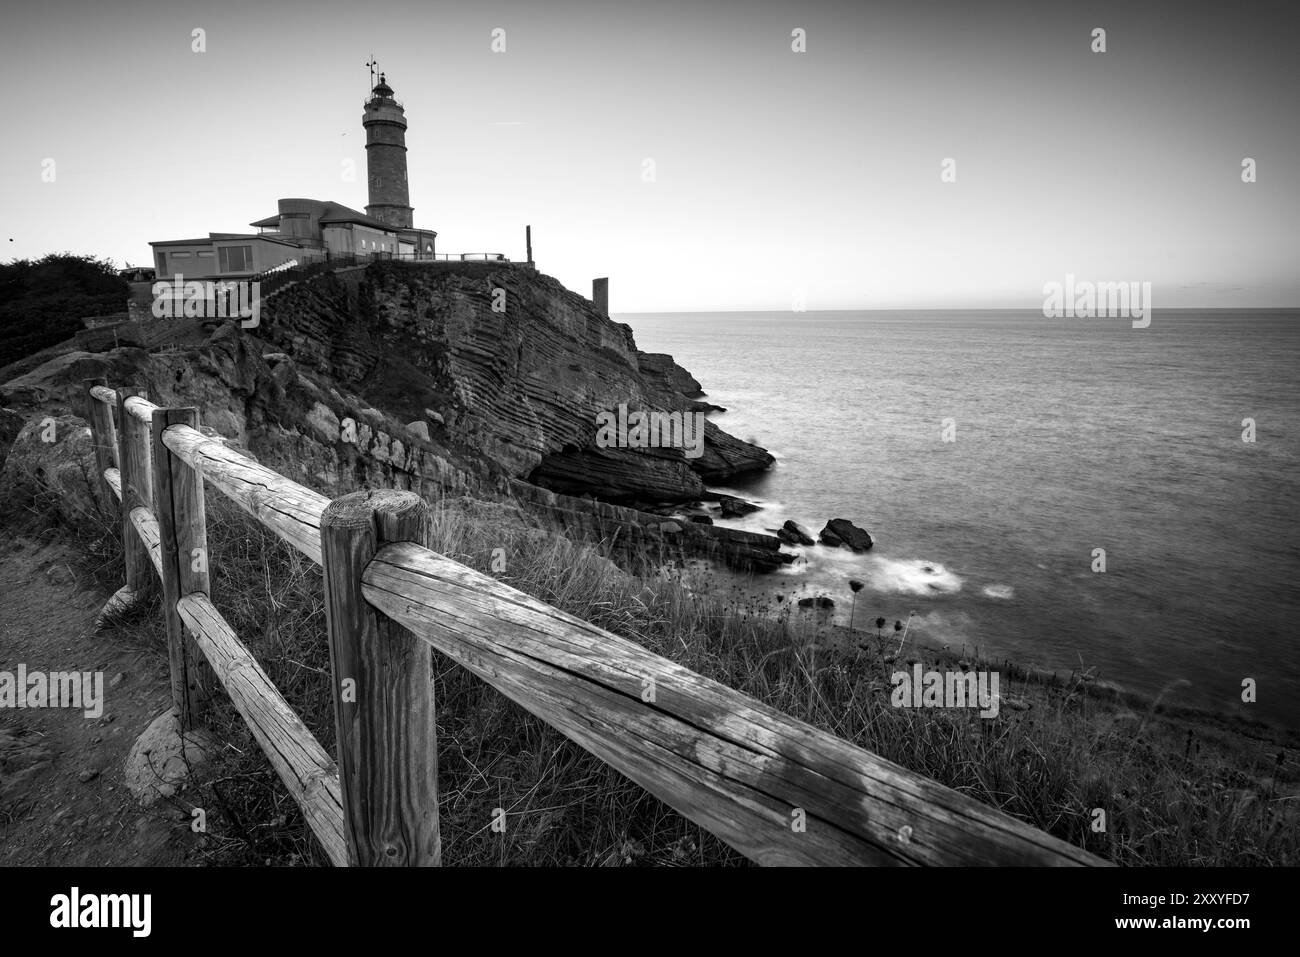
[1,0,1296,311]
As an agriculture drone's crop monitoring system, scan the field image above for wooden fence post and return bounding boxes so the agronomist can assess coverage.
[83,378,118,513]
[320,489,439,866]
[117,388,155,597]
[94,387,155,628]
[151,407,214,729]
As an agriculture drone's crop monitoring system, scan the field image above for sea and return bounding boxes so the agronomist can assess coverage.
[622,310,1300,728]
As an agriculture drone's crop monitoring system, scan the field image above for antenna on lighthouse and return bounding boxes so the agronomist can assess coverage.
[366,55,379,92]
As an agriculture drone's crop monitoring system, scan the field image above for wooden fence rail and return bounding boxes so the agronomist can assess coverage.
[81,381,1109,867]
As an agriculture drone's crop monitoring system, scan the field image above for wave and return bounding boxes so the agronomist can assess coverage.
[982,584,1016,600]
[864,557,963,596]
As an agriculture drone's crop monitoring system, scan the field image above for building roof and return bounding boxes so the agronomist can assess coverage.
[397,227,438,241]
[150,233,309,248]
[255,234,313,248]
[318,201,396,231]
[248,201,396,232]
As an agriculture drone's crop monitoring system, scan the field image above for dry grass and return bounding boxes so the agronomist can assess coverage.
[48,489,1300,867]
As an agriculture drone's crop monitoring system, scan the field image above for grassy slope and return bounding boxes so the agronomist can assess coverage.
[49,483,1293,867]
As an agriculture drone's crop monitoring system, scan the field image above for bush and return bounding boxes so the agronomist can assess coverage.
[0,253,128,367]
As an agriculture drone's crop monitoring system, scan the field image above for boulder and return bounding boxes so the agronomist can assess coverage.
[717,495,760,518]
[0,414,111,525]
[798,596,835,609]
[124,709,215,806]
[819,518,873,552]
[780,520,816,546]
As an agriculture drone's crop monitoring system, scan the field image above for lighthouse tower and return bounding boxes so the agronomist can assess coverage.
[362,73,414,229]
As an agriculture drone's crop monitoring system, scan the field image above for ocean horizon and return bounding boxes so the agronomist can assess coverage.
[622,308,1300,728]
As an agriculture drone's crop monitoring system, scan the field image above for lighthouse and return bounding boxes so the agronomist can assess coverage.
[362,73,414,229]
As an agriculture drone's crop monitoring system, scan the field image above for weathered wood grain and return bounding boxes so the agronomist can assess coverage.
[177,593,347,866]
[104,463,163,577]
[161,424,328,566]
[116,386,154,602]
[151,408,215,728]
[95,468,144,631]
[94,460,148,629]
[321,491,439,866]
[124,394,158,424]
[84,379,119,508]
[89,384,117,407]
[129,505,164,578]
[362,542,1107,867]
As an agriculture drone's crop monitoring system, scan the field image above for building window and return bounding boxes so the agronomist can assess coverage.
[218,246,252,272]
[171,251,192,258]
[197,251,214,259]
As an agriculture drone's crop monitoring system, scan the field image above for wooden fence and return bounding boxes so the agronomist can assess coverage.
[81,379,1108,867]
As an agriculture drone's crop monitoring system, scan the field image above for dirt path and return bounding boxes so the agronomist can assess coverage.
[0,532,195,865]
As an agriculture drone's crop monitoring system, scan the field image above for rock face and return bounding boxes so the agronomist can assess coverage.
[693,421,773,483]
[635,351,705,399]
[528,446,705,504]
[690,400,726,414]
[0,263,797,575]
[0,414,112,525]
[820,518,873,552]
[256,262,773,504]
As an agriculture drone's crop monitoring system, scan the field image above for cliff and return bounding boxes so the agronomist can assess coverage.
[0,262,793,571]
[257,262,774,503]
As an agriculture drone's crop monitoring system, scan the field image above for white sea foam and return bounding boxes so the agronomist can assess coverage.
[982,584,1016,600]
[865,557,962,596]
